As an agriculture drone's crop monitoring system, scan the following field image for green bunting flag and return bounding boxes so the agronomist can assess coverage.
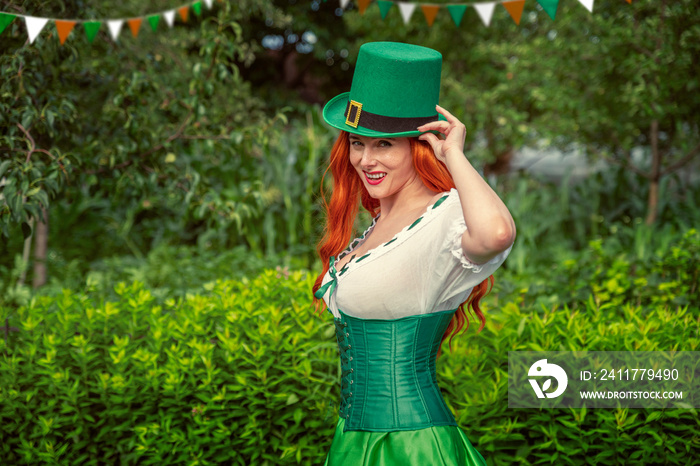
[193,1,203,16]
[0,12,16,35]
[537,0,560,20]
[377,0,393,19]
[83,21,101,42]
[446,5,468,27]
[148,15,160,32]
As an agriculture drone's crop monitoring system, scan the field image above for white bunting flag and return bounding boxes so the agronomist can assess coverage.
[577,0,595,12]
[203,0,214,9]
[163,10,176,27]
[474,3,496,27]
[24,16,48,43]
[340,0,352,8]
[398,2,416,24]
[107,20,123,41]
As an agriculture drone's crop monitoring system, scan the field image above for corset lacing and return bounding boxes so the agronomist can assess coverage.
[334,316,354,420]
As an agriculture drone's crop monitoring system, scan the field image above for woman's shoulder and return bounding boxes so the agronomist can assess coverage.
[389,188,460,241]
[427,188,462,221]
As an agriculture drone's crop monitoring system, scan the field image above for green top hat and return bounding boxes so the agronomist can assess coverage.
[322,41,446,138]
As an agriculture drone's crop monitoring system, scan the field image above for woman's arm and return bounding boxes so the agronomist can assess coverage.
[417,105,516,265]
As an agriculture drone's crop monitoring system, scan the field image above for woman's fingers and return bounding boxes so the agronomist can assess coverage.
[435,106,467,136]
[419,106,465,134]
[436,104,459,123]
[418,131,440,147]
[417,120,450,133]
[419,107,467,158]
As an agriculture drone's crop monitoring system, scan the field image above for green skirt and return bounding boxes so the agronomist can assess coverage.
[323,416,487,466]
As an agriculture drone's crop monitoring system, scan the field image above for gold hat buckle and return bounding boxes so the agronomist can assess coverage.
[345,100,362,128]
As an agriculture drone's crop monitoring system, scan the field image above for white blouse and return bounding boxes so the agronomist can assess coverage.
[317,188,513,320]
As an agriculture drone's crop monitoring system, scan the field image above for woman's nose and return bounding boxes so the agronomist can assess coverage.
[360,148,377,168]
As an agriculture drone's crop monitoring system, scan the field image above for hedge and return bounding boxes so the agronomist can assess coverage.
[1,254,698,464]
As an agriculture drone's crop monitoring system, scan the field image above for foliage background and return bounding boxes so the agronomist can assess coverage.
[1,0,699,464]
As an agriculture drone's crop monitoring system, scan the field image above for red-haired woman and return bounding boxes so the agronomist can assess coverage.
[313,42,515,465]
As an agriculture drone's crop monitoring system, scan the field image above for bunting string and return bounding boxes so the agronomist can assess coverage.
[0,0,220,45]
[0,0,634,47]
[347,0,632,27]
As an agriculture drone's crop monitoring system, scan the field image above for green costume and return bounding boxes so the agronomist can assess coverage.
[317,41,512,464]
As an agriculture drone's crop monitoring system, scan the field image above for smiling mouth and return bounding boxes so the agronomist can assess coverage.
[365,172,387,180]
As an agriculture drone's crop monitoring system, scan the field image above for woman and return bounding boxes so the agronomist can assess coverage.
[313,42,515,465]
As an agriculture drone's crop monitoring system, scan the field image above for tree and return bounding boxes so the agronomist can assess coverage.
[327,0,700,223]
[0,0,279,292]
[493,0,700,225]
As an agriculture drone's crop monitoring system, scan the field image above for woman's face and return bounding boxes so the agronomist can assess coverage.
[348,134,419,199]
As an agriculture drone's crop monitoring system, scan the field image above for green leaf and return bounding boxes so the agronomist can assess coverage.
[0,160,11,178]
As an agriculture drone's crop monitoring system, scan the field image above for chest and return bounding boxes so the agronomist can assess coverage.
[335,221,404,270]
[335,196,444,270]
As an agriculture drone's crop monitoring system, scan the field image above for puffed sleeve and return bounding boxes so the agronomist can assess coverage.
[431,201,513,309]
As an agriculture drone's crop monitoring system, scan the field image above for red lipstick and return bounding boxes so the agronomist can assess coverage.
[364,171,387,185]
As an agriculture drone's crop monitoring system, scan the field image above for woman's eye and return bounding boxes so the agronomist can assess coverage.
[351,140,363,146]
[378,140,392,147]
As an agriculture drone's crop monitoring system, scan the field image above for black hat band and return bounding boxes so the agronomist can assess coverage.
[344,100,438,134]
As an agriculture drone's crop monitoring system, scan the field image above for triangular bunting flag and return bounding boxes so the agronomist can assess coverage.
[537,0,559,20]
[340,0,351,8]
[625,0,631,3]
[178,6,189,22]
[446,5,467,27]
[163,11,176,28]
[83,22,100,43]
[55,20,75,45]
[503,0,526,25]
[127,18,142,37]
[0,12,16,35]
[24,16,48,44]
[204,0,214,8]
[358,0,371,15]
[474,3,495,27]
[577,0,594,12]
[193,1,202,16]
[147,15,159,32]
[377,0,393,20]
[398,2,416,24]
[421,5,439,26]
[107,20,123,41]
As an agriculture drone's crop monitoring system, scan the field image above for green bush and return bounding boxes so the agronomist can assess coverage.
[42,243,310,304]
[2,260,698,464]
[0,271,337,465]
[442,296,699,465]
[505,227,700,314]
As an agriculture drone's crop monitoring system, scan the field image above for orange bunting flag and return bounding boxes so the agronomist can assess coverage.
[54,20,75,45]
[178,6,189,22]
[625,0,631,3]
[127,18,142,37]
[503,0,526,25]
[421,5,439,26]
[358,0,371,15]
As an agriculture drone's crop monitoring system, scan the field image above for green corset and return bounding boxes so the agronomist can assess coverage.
[333,308,458,432]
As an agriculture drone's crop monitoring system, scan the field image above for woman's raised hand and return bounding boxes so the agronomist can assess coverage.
[416,105,467,165]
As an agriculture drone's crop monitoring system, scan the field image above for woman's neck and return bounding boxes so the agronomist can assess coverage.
[377,176,439,221]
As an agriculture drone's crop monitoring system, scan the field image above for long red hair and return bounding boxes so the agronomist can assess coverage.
[312,131,494,358]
